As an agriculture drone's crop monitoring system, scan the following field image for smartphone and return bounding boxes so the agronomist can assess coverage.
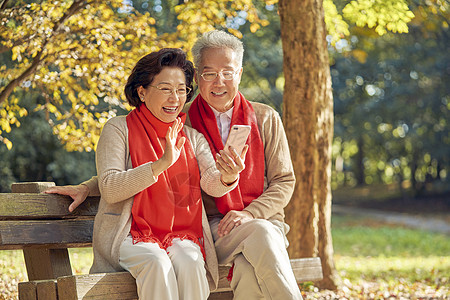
[223,125,251,156]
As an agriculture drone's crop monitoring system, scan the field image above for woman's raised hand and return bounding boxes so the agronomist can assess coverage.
[150,118,185,177]
[163,117,186,167]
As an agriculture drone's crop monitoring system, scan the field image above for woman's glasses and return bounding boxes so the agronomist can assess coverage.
[149,84,191,96]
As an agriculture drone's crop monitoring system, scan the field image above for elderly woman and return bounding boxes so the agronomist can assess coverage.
[89,48,246,300]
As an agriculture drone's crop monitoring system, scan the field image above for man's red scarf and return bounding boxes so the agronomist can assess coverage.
[188,92,264,215]
[126,105,203,254]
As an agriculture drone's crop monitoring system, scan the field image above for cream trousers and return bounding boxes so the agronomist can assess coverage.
[210,218,303,300]
[119,235,209,300]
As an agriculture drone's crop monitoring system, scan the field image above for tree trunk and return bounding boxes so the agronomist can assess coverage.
[278,0,338,289]
[356,136,365,185]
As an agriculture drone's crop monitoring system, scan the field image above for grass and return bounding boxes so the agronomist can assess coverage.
[332,215,450,257]
[331,214,450,282]
[1,214,449,299]
[335,255,449,282]
[299,215,450,299]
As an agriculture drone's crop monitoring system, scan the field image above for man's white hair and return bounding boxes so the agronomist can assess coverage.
[191,30,244,69]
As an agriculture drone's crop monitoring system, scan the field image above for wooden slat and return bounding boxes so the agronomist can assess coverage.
[0,219,93,249]
[57,272,138,300]
[291,257,323,282]
[0,193,99,220]
[18,280,58,300]
[18,281,37,300]
[208,291,234,300]
[36,280,58,300]
[11,182,56,193]
[215,257,323,288]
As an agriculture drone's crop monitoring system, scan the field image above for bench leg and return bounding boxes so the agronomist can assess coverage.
[14,182,72,281]
[23,248,72,281]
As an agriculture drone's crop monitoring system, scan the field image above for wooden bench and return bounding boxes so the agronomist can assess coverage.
[0,182,323,300]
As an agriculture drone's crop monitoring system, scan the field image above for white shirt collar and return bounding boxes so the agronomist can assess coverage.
[209,105,233,119]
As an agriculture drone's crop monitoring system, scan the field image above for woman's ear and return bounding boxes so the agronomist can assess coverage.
[137,86,145,102]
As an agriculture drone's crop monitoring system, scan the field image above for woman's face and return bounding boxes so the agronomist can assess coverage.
[138,67,188,123]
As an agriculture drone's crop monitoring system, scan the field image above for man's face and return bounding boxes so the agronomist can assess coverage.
[196,47,242,112]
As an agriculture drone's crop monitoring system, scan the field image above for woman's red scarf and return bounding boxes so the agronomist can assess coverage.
[126,105,204,254]
[188,92,264,215]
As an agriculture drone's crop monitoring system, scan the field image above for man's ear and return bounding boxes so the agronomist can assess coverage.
[234,67,243,84]
[194,69,200,85]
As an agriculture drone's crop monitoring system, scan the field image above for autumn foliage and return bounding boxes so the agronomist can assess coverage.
[0,0,416,151]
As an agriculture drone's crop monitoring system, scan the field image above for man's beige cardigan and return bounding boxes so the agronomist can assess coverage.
[86,115,238,291]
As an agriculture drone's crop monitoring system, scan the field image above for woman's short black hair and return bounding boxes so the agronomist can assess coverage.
[124,48,195,107]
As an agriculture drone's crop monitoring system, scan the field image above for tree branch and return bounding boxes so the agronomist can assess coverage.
[0,52,44,104]
[0,0,10,10]
[0,0,90,105]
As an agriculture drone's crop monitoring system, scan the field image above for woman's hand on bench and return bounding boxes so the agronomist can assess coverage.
[44,184,90,212]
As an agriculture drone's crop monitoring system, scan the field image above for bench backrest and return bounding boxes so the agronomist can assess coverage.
[0,182,101,281]
[0,182,99,250]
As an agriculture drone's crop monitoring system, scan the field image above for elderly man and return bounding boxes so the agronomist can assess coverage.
[185,30,301,300]
[46,30,302,300]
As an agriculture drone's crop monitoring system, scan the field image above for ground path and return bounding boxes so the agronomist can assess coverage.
[333,204,450,235]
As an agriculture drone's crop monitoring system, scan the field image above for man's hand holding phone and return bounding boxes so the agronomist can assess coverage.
[216,125,250,185]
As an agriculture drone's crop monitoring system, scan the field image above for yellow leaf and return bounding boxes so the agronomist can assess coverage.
[5,138,13,150]
[352,49,368,63]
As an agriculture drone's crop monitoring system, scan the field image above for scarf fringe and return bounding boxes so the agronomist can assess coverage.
[132,235,164,248]
[132,233,206,259]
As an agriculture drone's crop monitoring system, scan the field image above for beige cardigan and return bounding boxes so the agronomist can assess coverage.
[87,115,237,291]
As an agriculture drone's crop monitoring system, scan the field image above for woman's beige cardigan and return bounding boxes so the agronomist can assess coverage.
[87,115,238,291]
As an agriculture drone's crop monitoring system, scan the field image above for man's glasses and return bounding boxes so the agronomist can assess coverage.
[149,84,191,96]
[200,70,238,81]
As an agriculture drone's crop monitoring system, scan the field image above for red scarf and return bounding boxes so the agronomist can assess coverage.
[126,105,203,254]
[188,92,264,215]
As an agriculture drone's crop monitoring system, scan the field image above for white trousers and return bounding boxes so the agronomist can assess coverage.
[210,218,303,300]
[119,235,209,300]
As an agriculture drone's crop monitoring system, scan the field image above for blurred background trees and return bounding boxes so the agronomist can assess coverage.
[330,0,449,197]
[1,0,447,196]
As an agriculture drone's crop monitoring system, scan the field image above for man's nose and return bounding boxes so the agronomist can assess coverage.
[213,73,226,84]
